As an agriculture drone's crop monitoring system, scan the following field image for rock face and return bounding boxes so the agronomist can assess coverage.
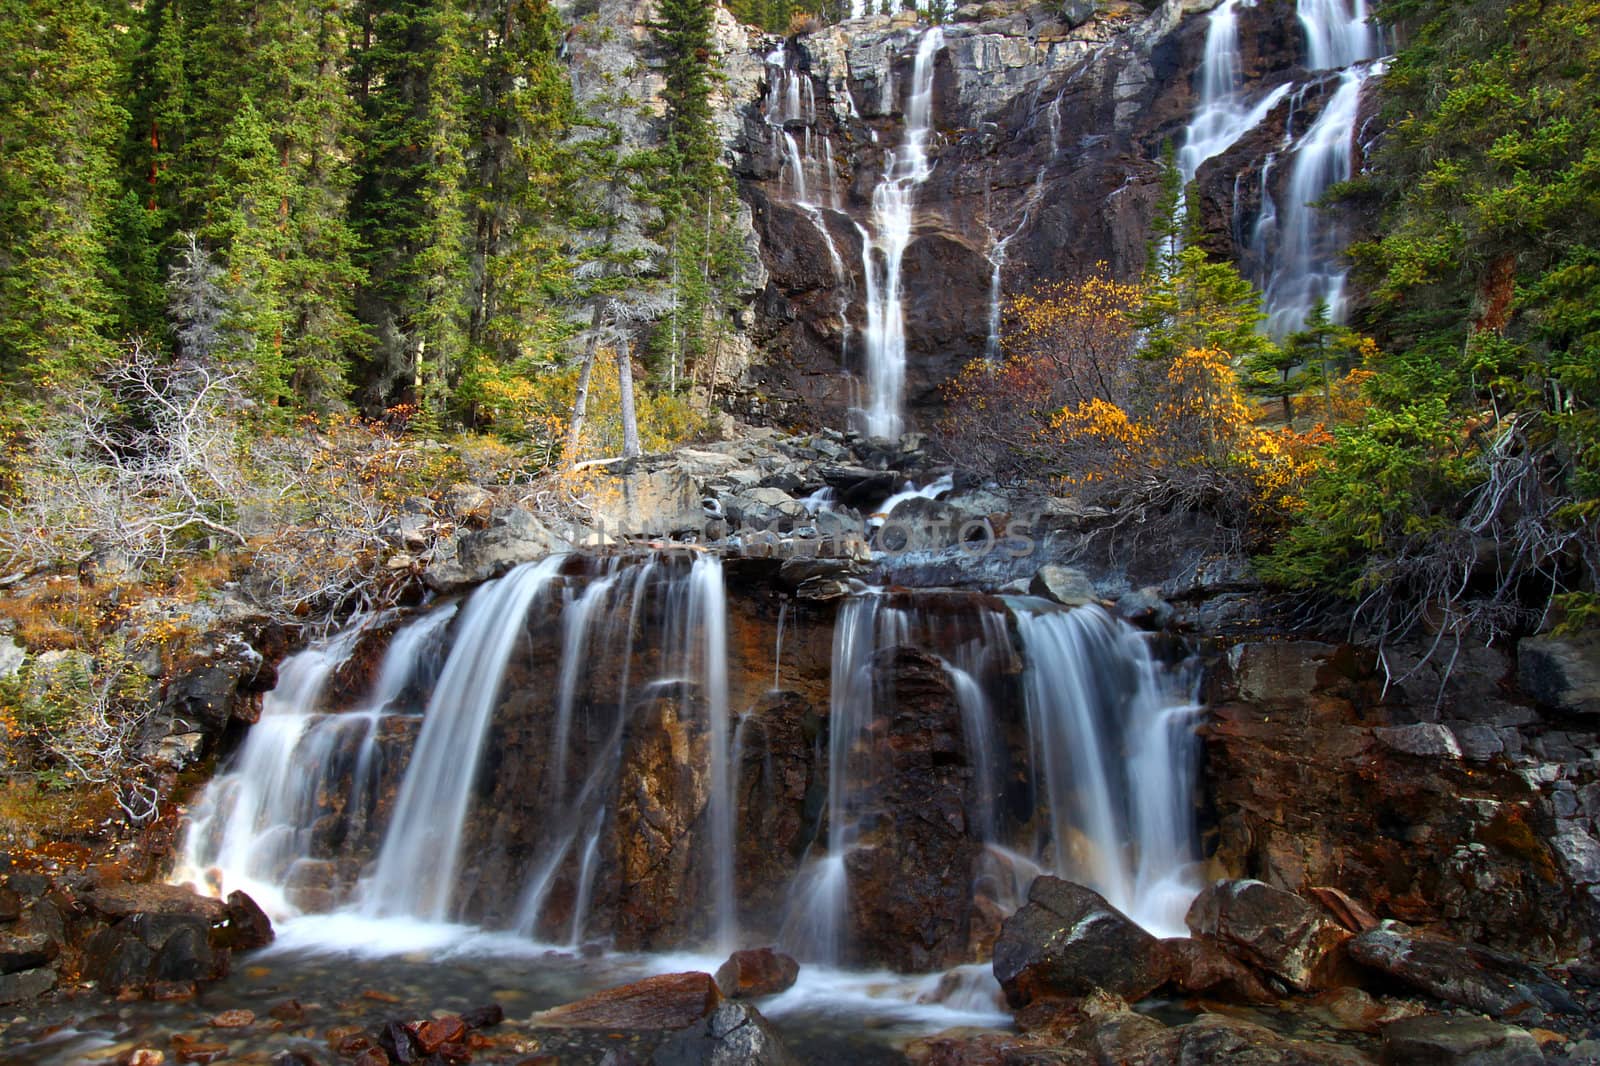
[1347,923,1577,1021]
[730,1,1353,428]
[992,877,1174,1008]
[1204,638,1600,961]
[1519,632,1600,716]
[1185,879,1349,992]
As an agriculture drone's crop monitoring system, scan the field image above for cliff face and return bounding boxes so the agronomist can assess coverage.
[724,0,1366,428]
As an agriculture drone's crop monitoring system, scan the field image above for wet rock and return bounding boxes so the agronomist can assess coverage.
[1518,632,1600,716]
[416,1016,467,1053]
[0,965,56,1004]
[1305,887,1381,934]
[86,882,229,923]
[0,885,19,923]
[1379,1015,1543,1065]
[351,1049,390,1066]
[222,890,274,951]
[461,1002,506,1029]
[1030,565,1095,607]
[1185,879,1349,992]
[150,921,216,983]
[993,877,1174,1008]
[377,1020,420,1063]
[0,929,58,973]
[84,922,155,994]
[124,1051,166,1066]
[173,1041,231,1065]
[1161,936,1276,1005]
[1312,987,1419,1034]
[1150,1013,1372,1065]
[1374,723,1461,759]
[1348,923,1577,1020]
[715,947,800,998]
[535,971,722,1030]
[649,1000,798,1066]
[209,1008,255,1028]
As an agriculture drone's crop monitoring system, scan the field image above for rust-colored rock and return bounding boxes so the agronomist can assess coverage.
[173,1042,229,1065]
[1161,937,1276,1005]
[1306,887,1380,934]
[416,1016,468,1053]
[1185,879,1349,992]
[715,947,799,998]
[534,971,721,1030]
[208,1008,255,1028]
[353,1049,392,1066]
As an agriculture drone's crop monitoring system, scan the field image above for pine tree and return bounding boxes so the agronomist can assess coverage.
[0,0,128,388]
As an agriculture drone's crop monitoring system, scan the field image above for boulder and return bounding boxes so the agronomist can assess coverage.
[84,882,228,924]
[1348,923,1577,1020]
[1161,936,1276,1005]
[424,508,573,591]
[1379,1016,1544,1066]
[0,966,56,1005]
[535,972,722,1030]
[1185,879,1349,992]
[715,947,799,999]
[649,1001,798,1065]
[221,890,274,951]
[586,461,704,539]
[992,877,1174,1008]
[1518,632,1600,715]
[1030,565,1096,607]
[0,930,58,974]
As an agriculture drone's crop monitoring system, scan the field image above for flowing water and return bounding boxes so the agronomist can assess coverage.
[859,28,944,439]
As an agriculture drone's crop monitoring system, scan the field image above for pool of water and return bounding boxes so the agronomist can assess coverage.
[0,915,1012,1064]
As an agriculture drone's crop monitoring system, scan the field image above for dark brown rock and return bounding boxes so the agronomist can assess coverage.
[0,965,56,1004]
[1379,1016,1543,1066]
[0,886,21,923]
[85,882,228,924]
[715,947,800,998]
[535,971,722,1030]
[1349,924,1578,1021]
[1185,879,1350,992]
[1161,936,1277,1005]
[0,929,59,974]
[221,890,273,951]
[993,877,1174,1009]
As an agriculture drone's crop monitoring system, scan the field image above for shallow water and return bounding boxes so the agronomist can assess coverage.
[0,915,1011,1065]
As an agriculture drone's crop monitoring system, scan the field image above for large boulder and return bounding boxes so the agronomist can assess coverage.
[649,1001,798,1065]
[1161,937,1277,1005]
[992,877,1174,1008]
[715,948,799,999]
[585,460,704,539]
[1379,1016,1544,1066]
[1517,632,1600,715]
[423,508,573,590]
[535,972,722,1030]
[1348,923,1577,1021]
[1185,879,1349,992]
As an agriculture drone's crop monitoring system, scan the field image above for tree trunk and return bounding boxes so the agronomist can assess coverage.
[617,340,641,458]
[564,303,604,466]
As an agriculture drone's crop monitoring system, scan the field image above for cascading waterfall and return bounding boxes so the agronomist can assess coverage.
[859,27,944,439]
[174,607,457,918]
[1013,604,1201,936]
[1178,1,1292,206]
[779,591,1196,963]
[1255,0,1385,335]
[360,557,566,921]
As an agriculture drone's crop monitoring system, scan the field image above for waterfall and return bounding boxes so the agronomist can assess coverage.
[859,27,944,439]
[1014,604,1200,937]
[360,557,565,921]
[1254,0,1384,334]
[781,592,1199,963]
[174,608,457,918]
[1178,1,1292,196]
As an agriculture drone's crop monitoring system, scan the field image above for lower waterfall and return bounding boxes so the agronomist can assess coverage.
[175,554,1202,986]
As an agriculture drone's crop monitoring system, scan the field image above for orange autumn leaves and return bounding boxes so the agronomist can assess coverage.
[941,271,1352,526]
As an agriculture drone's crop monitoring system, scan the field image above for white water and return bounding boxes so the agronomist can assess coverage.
[858,28,944,439]
[361,557,565,921]
[174,608,457,919]
[1178,1,1293,200]
[1015,604,1202,936]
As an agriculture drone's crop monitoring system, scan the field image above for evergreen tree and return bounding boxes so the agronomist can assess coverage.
[0,0,128,388]
[1134,242,1274,370]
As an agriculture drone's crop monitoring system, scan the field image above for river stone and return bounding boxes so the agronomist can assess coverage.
[222,890,274,951]
[0,930,56,974]
[1185,879,1349,991]
[1030,565,1095,607]
[715,947,799,998]
[1348,923,1577,1019]
[0,965,56,1004]
[536,971,722,1030]
[992,877,1174,1008]
[1379,1016,1544,1066]
[649,1001,798,1065]
[1518,632,1600,715]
